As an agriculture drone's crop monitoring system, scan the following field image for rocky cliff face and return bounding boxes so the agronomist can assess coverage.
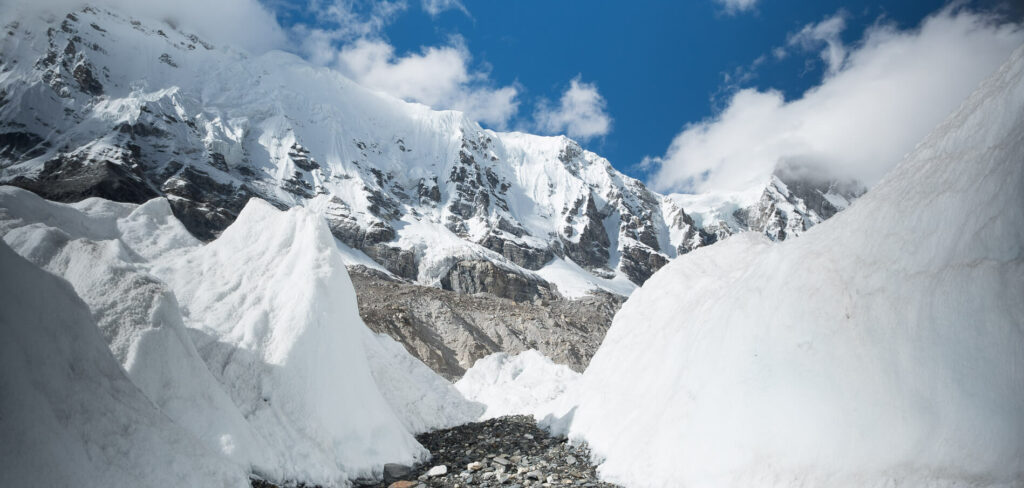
[350,266,623,380]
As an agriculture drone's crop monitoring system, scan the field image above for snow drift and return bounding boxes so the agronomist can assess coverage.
[456,350,581,420]
[555,46,1024,487]
[0,240,246,487]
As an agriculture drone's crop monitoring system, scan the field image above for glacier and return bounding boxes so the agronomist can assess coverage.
[0,185,483,486]
[546,44,1024,487]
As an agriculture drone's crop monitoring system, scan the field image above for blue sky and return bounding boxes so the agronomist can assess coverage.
[379,0,952,176]
[262,0,1022,192]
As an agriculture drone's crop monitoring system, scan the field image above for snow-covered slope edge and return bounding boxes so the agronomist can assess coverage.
[0,240,247,487]
[0,186,483,485]
[551,45,1024,487]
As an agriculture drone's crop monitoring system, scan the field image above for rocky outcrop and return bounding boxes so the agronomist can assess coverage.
[440,260,555,303]
[350,266,623,380]
[7,152,157,204]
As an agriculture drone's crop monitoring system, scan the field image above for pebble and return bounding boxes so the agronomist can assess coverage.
[427,465,448,477]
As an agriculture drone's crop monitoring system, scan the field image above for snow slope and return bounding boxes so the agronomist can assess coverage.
[555,45,1024,487]
[0,186,482,485]
[0,240,246,487]
[455,350,581,420]
[151,198,478,483]
[0,186,271,472]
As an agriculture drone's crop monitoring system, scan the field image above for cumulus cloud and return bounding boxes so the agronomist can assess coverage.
[288,1,517,128]
[0,0,287,52]
[647,6,1024,195]
[421,0,469,17]
[534,76,612,140]
[716,0,758,15]
[332,38,519,127]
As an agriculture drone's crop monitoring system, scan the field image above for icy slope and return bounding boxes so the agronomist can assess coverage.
[151,198,478,482]
[557,46,1024,487]
[0,186,271,471]
[0,187,482,484]
[0,240,246,487]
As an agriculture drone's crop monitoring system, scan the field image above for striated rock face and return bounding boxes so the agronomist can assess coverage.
[350,266,623,380]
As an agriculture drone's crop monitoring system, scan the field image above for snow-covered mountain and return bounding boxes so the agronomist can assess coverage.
[0,6,719,302]
[671,170,864,243]
[0,5,867,381]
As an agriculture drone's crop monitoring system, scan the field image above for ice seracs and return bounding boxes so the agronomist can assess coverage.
[0,187,483,486]
[0,240,247,487]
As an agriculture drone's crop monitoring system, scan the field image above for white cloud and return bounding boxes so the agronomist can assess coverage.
[332,38,519,128]
[285,0,515,127]
[0,0,287,52]
[647,7,1024,195]
[716,0,758,15]
[787,13,848,74]
[421,0,469,17]
[534,76,612,140]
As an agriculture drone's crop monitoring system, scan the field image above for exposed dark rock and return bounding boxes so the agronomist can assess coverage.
[479,235,552,271]
[289,143,320,171]
[158,53,177,68]
[363,244,418,280]
[352,266,622,379]
[619,245,669,284]
[440,260,555,303]
[7,155,156,204]
[560,194,610,271]
[161,166,256,240]
[72,62,103,96]
[0,131,47,160]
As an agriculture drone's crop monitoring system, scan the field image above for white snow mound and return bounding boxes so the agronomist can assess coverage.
[0,240,246,487]
[0,186,267,471]
[556,46,1024,487]
[0,187,481,485]
[152,198,468,483]
[456,350,581,420]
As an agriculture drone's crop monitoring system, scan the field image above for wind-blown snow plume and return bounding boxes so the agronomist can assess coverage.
[554,45,1024,487]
